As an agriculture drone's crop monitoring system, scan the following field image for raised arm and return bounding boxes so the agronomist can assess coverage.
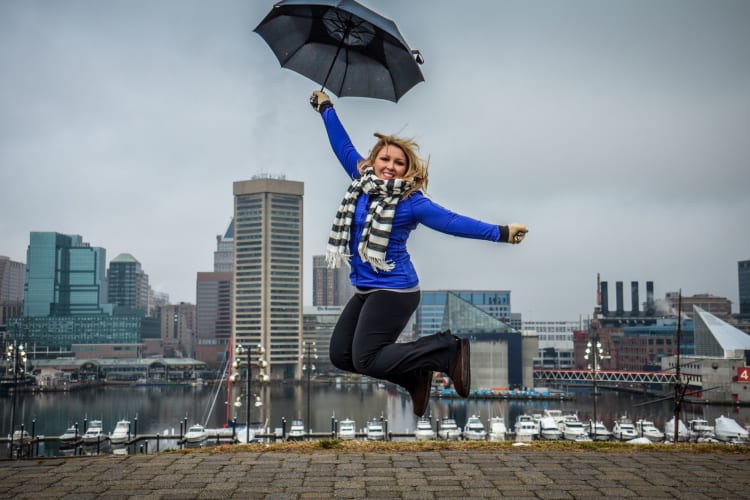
[311,91,362,179]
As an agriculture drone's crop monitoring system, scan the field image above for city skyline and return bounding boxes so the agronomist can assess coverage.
[1,1,749,321]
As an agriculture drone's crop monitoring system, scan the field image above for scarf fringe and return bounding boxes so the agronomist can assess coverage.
[326,250,351,270]
[360,251,395,273]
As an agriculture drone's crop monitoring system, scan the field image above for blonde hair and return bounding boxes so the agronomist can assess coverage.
[358,132,429,197]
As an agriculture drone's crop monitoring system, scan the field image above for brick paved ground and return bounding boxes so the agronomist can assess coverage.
[1,448,748,499]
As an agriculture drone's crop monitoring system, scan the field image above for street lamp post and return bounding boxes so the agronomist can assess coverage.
[5,341,27,459]
[301,342,317,437]
[584,337,609,437]
[231,344,268,444]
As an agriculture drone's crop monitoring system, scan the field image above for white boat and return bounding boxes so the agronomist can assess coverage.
[462,415,487,441]
[687,419,716,442]
[109,419,131,444]
[488,416,507,441]
[414,418,436,440]
[514,414,537,442]
[288,419,305,441]
[543,409,564,422]
[58,425,80,445]
[635,419,664,443]
[184,424,208,444]
[12,430,31,445]
[539,416,562,440]
[561,415,589,441]
[612,417,638,441]
[365,419,385,441]
[714,415,749,444]
[437,417,461,441]
[337,418,356,440]
[234,425,257,444]
[81,420,105,444]
[664,417,691,442]
[587,420,612,441]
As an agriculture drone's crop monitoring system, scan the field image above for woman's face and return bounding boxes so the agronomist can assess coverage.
[373,145,408,180]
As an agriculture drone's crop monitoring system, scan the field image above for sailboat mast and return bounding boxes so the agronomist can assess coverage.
[673,290,682,443]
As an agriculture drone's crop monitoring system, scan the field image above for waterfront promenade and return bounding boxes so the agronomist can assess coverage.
[1,443,748,499]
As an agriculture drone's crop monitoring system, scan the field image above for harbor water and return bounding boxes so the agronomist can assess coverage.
[3,380,748,457]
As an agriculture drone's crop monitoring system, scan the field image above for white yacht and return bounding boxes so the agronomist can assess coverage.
[184,424,208,444]
[58,425,80,446]
[514,414,537,442]
[539,416,562,440]
[12,430,31,445]
[561,415,590,441]
[288,419,305,441]
[109,419,131,445]
[414,418,436,440]
[612,417,638,441]
[81,420,105,444]
[437,417,461,441]
[587,420,612,441]
[687,419,716,442]
[462,415,487,441]
[365,419,385,441]
[635,419,664,443]
[488,416,507,441]
[714,415,749,444]
[337,418,356,440]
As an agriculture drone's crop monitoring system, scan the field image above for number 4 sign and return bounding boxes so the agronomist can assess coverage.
[738,367,750,381]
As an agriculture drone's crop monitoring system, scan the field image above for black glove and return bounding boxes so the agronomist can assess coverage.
[310,90,333,113]
[499,224,528,244]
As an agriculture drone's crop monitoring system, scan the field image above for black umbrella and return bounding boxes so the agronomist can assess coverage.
[254,0,424,102]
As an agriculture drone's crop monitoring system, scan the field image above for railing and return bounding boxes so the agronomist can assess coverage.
[534,369,682,385]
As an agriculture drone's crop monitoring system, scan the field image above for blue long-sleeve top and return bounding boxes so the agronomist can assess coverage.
[321,107,501,289]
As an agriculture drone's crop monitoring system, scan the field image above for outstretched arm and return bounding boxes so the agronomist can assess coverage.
[310,91,362,179]
[411,194,528,244]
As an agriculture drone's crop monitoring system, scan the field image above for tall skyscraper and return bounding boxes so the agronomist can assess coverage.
[312,254,354,306]
[739,260,750,318]
[107,253,149,314]
[195,218,236,368]
[0,255,25,303]
[0,255,25,338]
[233,175,303,380]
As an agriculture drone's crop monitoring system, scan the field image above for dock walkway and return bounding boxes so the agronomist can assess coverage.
[1,445,748,499]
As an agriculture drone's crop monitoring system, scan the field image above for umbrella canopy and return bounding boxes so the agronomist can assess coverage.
[254,0,424,102]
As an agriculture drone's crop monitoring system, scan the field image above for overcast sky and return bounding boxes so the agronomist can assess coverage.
[1,0,748,322]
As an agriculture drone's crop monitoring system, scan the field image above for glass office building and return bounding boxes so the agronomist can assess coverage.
[9,232,140,354]
[107,253,149,314]
[416,290,512,338]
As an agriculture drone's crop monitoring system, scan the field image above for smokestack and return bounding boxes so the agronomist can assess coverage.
[646,281,655,315]
[601,281,609,315]
[631,281,639,316]
[616,281,624,316]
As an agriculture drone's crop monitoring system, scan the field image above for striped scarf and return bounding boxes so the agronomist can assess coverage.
[326,166,410,272]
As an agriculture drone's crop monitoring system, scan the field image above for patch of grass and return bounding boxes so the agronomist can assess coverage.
[159,439,750,456]
[317,439,342,449]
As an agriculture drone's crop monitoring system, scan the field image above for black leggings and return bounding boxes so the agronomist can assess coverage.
[329,289,457,392]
